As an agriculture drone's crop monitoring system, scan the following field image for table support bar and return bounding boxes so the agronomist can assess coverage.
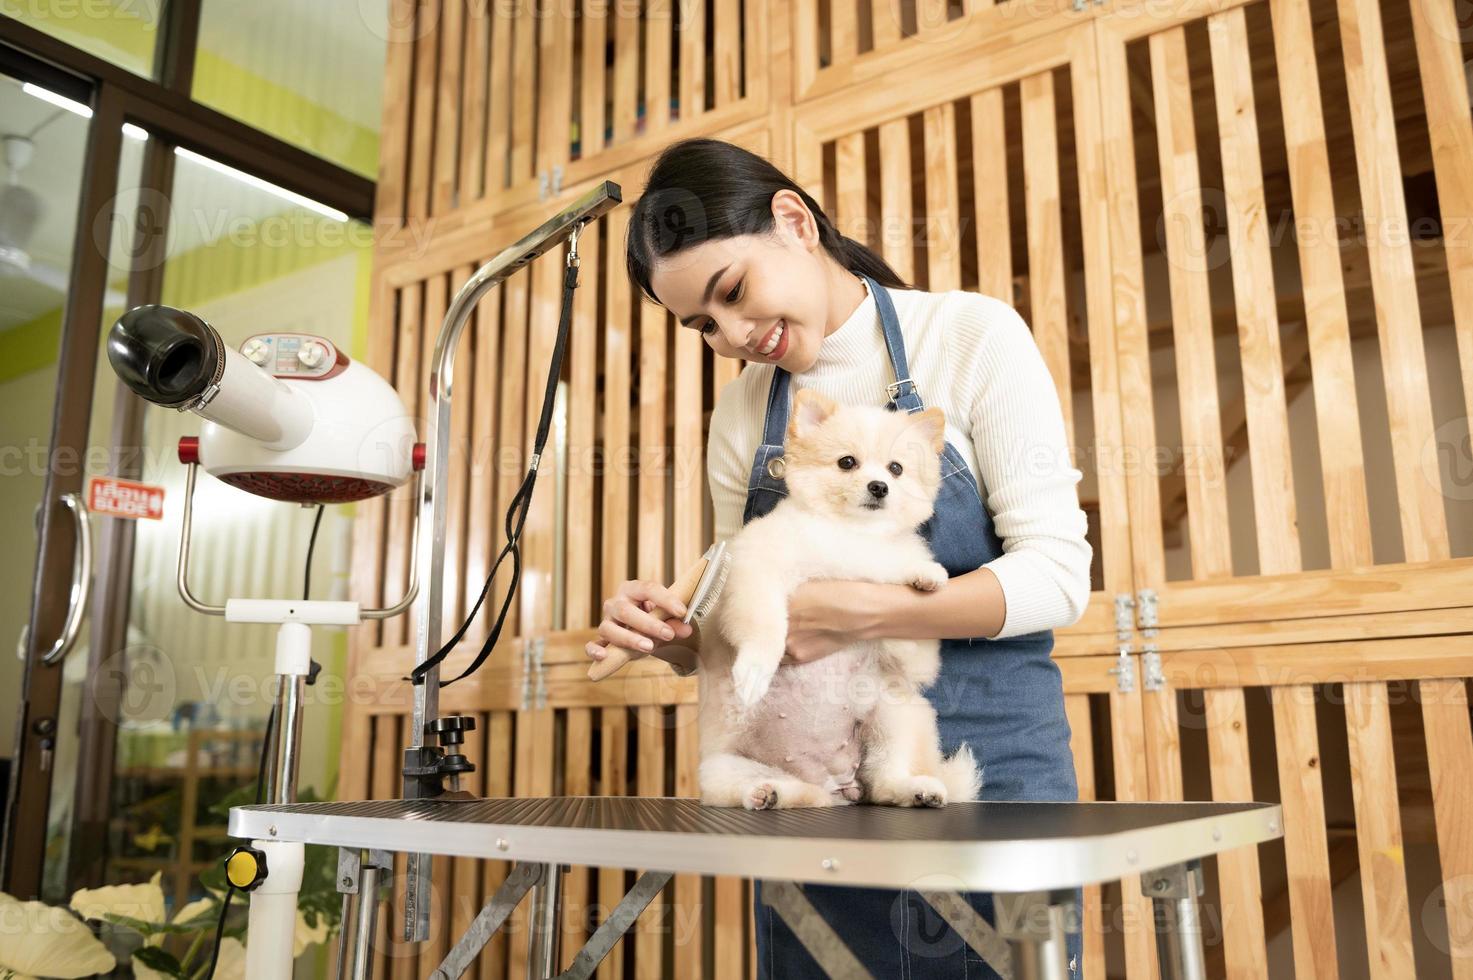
[1142,859,1207,980]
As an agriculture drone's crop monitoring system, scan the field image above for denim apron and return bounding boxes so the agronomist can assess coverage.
[745,274,1083,978]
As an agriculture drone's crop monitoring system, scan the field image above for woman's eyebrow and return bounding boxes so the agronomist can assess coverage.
[678,264,731,326]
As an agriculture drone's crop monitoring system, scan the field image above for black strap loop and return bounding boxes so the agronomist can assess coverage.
[410,255,581,687]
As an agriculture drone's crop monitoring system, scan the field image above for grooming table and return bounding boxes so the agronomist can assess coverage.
[229,797,1282,980]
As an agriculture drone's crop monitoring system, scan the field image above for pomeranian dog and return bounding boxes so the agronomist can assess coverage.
[696,387,983,810]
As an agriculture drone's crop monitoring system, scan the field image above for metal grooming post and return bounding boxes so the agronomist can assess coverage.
[404,181,623,941]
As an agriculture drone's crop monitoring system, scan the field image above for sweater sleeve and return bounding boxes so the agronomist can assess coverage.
[947,292,1093,638]
[707,374,753,550]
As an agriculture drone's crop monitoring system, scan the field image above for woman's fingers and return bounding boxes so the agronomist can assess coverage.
[606,594,679,644]
[622,580,688,621]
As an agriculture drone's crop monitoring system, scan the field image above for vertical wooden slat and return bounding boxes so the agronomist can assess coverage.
[1420,677,1473,977]
[970,88,1010,301]
[916,0,949,36]
[496,274,530,650]
[1266,0,1372,570]
[510,0,537,187]
[678,0,706,123]
[1406,0,1473,437]
[674,292,704,570]
[562,708,594,967]
[831,1,857,65]
[1096,25,1166,591]
[636,706,667,980]
[448,715,486,978]
[387,717,419,980]
[1208,7,1299,571]
[537,0,574,175]
[480,711,515,979]
[383,283,423,650]
[466,263,503,638]
[922,102,961,291]
[596,706,628,980]
[612,0,640,143]
[459,0,490,204]
[1108,675,1159,979]
[637,300,668,584]
[407,274,447,647]
[1342,680,1415,976]
[877,119,914,284]
[645,0,672,132]
[1063,694,1106,978]
[872,0,901,50]
[486,0,515,195]
[1335,0,1448,561]
[567,229,601,628]
[522,256,559,634]
[673,704,703,976]
[375,0,416,224]
[432,0,463,214]
[443,265,473,632]
[1271,684,1339,980]
[1020,69,1073,435]
[1149,26,1231,578]
[1203,688,1269,975]
[407,0,440,219]
[835,132,868,246]
[581,0,609,157]
[602,209,634,606]
[714,0,742,107]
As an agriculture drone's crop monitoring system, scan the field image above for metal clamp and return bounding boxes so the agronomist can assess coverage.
[885,377,915,401]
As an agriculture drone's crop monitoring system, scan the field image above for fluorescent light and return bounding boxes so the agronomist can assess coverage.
[122,123,150,141]
[173,146,349,222]
[22,83,92,118]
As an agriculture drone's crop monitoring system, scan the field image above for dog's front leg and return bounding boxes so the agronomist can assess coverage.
[718,570,792,712]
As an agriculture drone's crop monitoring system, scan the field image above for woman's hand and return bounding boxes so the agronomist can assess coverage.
[587,579,695,668]
[780,580,891,666]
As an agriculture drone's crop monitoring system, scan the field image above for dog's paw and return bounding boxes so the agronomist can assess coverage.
[909,561,949,593]
[744,783,779,810]
[839,784,864,803]
[875,775,948,807]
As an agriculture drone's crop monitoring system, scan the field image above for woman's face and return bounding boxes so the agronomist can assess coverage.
[647,189,858,371]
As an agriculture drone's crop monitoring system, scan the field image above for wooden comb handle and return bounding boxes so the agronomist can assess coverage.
[587,554,710,681]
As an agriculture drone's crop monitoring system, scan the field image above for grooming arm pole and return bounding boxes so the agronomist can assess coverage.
[404,181,622,941]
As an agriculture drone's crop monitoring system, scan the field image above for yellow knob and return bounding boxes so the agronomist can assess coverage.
[226,848,263,889]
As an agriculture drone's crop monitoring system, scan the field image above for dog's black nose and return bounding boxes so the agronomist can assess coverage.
[867,480,888,498]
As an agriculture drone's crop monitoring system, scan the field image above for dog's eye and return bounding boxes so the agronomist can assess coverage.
[838,455,858,470]
[888,461,903,476]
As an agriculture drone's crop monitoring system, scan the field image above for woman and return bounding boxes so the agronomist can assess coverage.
[586,137,1091,979]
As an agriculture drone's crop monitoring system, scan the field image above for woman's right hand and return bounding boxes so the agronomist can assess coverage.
[587,579,695,666]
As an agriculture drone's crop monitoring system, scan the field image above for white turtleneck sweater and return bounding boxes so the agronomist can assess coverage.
[705,279,1092,639]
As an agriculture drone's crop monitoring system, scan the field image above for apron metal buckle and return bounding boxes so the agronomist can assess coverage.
[886,377,915,400]
[766,455,786,479]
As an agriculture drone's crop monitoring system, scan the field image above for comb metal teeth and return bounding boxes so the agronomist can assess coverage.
[686,553,730,622]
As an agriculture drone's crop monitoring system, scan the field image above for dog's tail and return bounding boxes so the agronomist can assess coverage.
[941,743,984,802]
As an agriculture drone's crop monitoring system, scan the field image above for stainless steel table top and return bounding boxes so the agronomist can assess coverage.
[229,797,1282,891]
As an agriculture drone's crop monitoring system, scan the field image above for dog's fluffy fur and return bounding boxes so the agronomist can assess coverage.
[696,388,983,810]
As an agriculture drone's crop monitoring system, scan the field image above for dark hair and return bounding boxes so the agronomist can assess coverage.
[626,137,910,307]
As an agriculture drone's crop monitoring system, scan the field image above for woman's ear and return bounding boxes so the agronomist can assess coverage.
[788,387,836,439]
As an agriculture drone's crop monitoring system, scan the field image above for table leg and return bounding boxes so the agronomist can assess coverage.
[1141,859,1206,980]
[526,862,565,979]
[993,889,1077,980]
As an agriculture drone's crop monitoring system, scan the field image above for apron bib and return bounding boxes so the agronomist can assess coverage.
[742,274,1083,978]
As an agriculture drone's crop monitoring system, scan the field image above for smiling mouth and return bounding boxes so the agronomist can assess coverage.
[753,320,786,357]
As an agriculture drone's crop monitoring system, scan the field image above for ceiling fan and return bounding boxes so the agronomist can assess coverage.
[1,131,126,307]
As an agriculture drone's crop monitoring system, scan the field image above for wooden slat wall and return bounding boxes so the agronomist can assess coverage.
[1096,0,1473,976]
[342,0,1473,975]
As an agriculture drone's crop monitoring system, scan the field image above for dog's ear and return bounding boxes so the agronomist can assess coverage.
[788,387,837,439]
[911,407,946,454]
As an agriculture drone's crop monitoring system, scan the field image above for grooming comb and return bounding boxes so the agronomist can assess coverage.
[588,540,730,681]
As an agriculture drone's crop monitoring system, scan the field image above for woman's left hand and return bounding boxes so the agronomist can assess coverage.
[780,580,886,665]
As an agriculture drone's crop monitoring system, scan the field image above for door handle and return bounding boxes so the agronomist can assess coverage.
[29,491,94,667]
